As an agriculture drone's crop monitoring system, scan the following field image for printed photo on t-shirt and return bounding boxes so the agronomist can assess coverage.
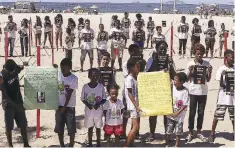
[37,92,45,103]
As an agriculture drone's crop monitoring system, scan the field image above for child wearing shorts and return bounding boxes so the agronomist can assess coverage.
[81,68,106,147]
[165,72,189,147]
[103,84,125,147]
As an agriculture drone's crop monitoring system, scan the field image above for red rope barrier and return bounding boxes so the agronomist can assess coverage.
[36,45,40,138]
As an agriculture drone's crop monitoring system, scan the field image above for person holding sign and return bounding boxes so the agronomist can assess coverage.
[0,59,30,147]
[103,84,125,147]
[186,43,212,142]
[145,41,176,141]
[191,18,202,58]
[124,58,141,147]
[80,19,95,72]
[109,20,126,71]
[177,16,189,58]
[208,50,234,143]
[204,20,217,58]
[55,58,78,147]
[165,72,189,147]
[96,24,109,68]
[81,68,106,147]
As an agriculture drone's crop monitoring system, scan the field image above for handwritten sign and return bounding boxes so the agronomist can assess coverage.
[138,72,173,116]
[24,66,58,110]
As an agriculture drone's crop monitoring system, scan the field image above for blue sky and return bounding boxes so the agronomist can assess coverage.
[1,0,232,5]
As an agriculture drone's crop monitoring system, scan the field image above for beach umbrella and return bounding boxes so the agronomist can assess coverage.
[154,8,160,11]
[90,5,98,9]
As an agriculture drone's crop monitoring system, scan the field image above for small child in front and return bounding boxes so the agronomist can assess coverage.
[208,49,234,142]
[55,58,78,147]
[103,84,125,147]
[81,68,106,147]
[165,72,189,147]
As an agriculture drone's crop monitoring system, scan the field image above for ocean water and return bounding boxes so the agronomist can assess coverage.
[0,2,233,13]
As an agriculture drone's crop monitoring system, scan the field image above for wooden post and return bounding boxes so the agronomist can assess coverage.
[5,32,8,62]
[36,45,40,138]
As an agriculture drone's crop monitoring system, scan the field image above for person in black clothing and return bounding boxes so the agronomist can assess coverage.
[1,59,30,147]
[145,41,176,141]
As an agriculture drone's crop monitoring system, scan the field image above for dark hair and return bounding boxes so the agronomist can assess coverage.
[45,16,50,21]
[221,23,225,28]
[66,27,71,34]
[127,58,139,71]
[136,13,142,18]
[149,16,152,19]
[85,19,90,23]
[21,18,29,27]
[155,41,168,50]
[56,14,63,23]
[88,68,100,77]
[68,18,76,27]
[192,18,199,24]
[5,59,17,72]
[124,12,128,15]
[128,44,139,54]
[208,20,214,27]
[175,72,187,83]
[181,16,186,19]
[193,43,206,55]
[8,15,12,18]
[224,49,234,57]
[99,24,104,27]
[156,26,162,31]
[78,17,84,23]
[101,51,110,59]
[60,58,72,69]
[107,83,120,93]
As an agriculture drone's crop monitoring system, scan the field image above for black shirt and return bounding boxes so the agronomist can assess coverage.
[1,66,23,109]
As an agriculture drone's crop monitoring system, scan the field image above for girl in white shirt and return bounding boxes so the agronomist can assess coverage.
[103,84,124,147]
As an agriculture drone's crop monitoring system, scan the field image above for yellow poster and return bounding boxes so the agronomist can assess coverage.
[138,72,173,117]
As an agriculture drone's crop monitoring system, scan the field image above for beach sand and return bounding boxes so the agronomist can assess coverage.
[0,13,234,147]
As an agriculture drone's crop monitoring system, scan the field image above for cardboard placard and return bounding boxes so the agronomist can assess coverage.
[193,65,207,84]
[157,54,169,70]
[162,21,166,27]
[99,67,113,87]
[225,71,234,95]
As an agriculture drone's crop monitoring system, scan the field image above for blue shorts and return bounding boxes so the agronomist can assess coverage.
[134,41,144,48]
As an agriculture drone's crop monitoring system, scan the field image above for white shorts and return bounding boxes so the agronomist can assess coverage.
[129,110,140,119]
[84,118,103,129]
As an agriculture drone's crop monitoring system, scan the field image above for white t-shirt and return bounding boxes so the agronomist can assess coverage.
[81,83,106,119]
[152,34,166,43]
[58,72,78,107]
[103,99,125,126]
[19,27,28,36]
[124,75,138,110]
[215,65,234,106]
[178,23,189,39]
[122,60,128,78]
[167,86,189,123]
[186,60,210,95]
[5,22,17,38]
[80,28,94,50]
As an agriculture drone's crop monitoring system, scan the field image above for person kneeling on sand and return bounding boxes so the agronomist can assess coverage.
[208,50,234,143]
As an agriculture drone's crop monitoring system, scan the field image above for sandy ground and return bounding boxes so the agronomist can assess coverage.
[0,13,234,147]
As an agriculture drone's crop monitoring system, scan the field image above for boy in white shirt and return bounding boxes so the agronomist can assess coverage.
[124,58,141,147]
[208,50,234,143]
[177,16,189,58]
[103,84,125,147]
[186,43,212,142]
[55,58,78,147]
[80,19,95,72]
[165,72,189,147]
[96,24,109,68]
[81,68,106,147]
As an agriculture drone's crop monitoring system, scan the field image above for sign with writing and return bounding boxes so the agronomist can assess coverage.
[99,67,113,87]
[138,72,173,116]
[158,54,169,70]
[225,71,234,96]
[84,33,91,42]
[193,65,207,84]
[24,67,58,110]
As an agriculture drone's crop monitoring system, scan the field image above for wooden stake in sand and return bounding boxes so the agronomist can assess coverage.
[36,45,41,138]
[4,32,8,62]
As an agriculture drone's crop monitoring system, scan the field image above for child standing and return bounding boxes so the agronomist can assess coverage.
[18,18,29,57]
[121,12,131,48]
[219,23,228,58]
[54,14,63,51]
[191,18,202,57]
[55,58,78,147]
[132,22,145,54]
[146,16,155,49]
[124,58,141,147]
[177,16,189,58]
[208,50,234,142]
[186,43,212,142]
[152,26,166,46]
[81,68,106,147]
[1,59,30,147]
[65,28,75,61]
[165,72,189,147]
[96,24,109,68]
[103,84,125,147]
[204,20,217,58]
[34,16,42,46]
[43,16,52,49]
[78,17,85,47]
